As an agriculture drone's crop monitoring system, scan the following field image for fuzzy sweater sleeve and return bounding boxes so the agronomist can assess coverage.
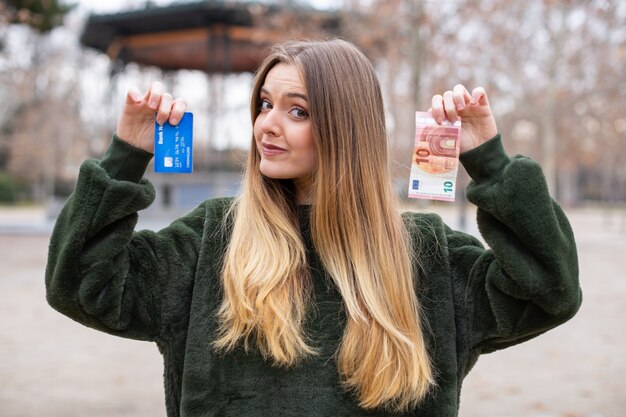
[45,135,206,341]
[447,134,581,359]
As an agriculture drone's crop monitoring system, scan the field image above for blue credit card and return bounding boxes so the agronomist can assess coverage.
[154,112,193,173]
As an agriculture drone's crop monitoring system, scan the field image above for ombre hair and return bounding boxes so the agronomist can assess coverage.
[214,39,434,411]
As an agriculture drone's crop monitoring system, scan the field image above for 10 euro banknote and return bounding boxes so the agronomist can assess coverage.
[408,111,462,201]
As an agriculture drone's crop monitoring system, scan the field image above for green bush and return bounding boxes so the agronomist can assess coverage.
[0,173,19,203]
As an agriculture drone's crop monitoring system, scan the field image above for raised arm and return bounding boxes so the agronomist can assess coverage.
[431,84,581,357]
[46,83,203,341]
[449,135,581,356]
[45,135,206,341]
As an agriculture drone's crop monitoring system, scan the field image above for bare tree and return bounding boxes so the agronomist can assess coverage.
[342,0,626,206]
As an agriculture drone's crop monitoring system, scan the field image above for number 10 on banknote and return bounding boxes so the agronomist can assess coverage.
[408,111,462,201]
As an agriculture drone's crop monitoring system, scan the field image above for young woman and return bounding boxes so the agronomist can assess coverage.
[46,39,581,416]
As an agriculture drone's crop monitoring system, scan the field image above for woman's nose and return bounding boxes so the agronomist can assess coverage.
[259,108,281,136]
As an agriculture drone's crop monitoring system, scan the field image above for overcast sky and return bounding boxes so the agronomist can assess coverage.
[74,0,179,13]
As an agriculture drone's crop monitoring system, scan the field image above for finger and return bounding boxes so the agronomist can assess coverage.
[453,84,471,111]
[471,86,488,105]
[443,90,458,122]
[169,98,187,125]
[146,81,164,110]
[431,94,445,124]
[155,93,174,125]
[126,87,143,104]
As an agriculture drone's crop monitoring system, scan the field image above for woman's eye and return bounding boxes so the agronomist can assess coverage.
[260,99,272,111]
[289,107,309,118]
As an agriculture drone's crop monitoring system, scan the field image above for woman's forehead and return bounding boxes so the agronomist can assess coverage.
[262,63,306,94]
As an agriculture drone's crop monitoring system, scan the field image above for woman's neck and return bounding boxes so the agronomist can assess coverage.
[294,176,314,205]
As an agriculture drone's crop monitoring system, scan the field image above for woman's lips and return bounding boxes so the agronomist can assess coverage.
[261,142,287,156]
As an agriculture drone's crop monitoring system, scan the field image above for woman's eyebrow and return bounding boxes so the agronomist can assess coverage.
[260,87,307,102]
[284,92,308,102]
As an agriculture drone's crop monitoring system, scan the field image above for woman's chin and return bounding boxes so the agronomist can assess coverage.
[259,162,289,180]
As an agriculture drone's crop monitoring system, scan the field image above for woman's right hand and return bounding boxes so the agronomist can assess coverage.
[115,81,187,154]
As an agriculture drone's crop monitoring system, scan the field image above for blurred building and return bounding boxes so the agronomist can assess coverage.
[80,1,343,74]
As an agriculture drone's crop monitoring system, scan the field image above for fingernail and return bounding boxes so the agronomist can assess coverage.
[149,100,158,109]
[170,118,178,125]
[130,92,142,102]
[437,117,444,124]
[457,102,465,110]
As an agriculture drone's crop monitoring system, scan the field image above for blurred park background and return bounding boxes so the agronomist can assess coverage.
[0,0,625,416]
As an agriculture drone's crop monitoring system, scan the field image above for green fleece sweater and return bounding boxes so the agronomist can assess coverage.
[46,134,581,417]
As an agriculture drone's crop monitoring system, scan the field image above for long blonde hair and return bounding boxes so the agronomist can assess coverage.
[214,39,434,411]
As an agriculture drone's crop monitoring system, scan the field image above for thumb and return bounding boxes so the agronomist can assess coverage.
[471,87,488,106]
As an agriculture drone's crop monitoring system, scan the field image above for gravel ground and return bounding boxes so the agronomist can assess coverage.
[0,206,624,417]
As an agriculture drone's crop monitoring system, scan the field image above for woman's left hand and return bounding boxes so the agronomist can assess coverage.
[431,84,498,154]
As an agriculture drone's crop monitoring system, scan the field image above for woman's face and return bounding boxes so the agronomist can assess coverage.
[253,63,317,203]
